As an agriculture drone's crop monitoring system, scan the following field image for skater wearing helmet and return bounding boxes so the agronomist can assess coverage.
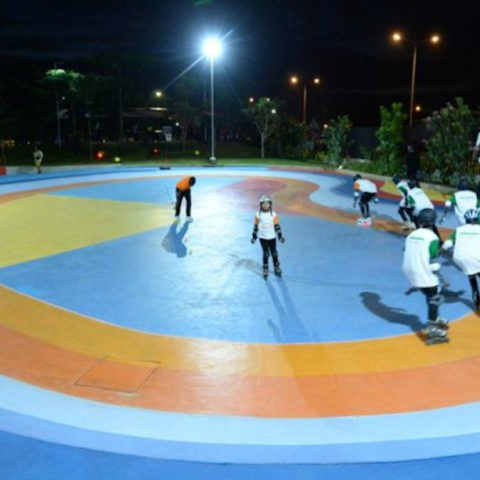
[440,177,479,225]
[406,181,443,242]
[251,195,285,279]
[353,174,378,226]
[392,174,415,230]
[402,208,449,345]
[442,209,480,312]
[174,176,196,221]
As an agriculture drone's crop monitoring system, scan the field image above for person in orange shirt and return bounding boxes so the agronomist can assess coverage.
[175,176,196,220]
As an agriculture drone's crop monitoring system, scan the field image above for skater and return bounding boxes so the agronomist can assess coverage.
[442,209,480,312]
[251,195,285,279]
[392,174,415,230]
[33,146,43,174]
[406,181,443,242]
[174,176,196,221]
[353,174,378,226]
[440,177,479,225]
[402,208,449,344]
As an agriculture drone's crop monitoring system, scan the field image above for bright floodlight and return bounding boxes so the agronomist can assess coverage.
[392,32,402,42]
[430,34,440,44]
[202,37,222,60]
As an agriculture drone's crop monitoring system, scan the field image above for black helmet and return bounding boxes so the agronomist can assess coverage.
[392,174,401,185]
[353,174,362,182]
[458,177,470,191]
[417,208,437,227]
[189,177,196,186]
[407,179,417,189]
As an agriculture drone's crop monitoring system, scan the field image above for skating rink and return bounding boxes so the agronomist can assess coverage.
[2,165,480,479]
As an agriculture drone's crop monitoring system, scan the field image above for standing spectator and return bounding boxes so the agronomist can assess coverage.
[33,146,43,174]
[405,145,420,182]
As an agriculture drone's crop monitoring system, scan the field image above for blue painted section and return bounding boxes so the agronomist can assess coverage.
[0,212,472,343]
[49,176,245,204]
[3,376,480,463]
[2,430,480,480]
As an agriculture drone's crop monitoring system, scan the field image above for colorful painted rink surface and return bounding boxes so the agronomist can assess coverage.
[1,166,480,479]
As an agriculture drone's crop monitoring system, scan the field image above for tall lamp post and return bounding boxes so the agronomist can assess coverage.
[47,63,66,149]
[202,37,222,164]
[391,31,440,126]
[290,75,321,123]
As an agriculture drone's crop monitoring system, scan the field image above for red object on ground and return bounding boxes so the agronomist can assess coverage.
[0,166,6,175]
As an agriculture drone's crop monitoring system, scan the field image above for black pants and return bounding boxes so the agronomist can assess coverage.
[260,238,279,268]
[398,206,415,222]
[469,273,480,296]
[359,192,375,218]
[421,286,441,321]
[175,188,191,217]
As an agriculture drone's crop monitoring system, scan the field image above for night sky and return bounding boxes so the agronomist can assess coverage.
[1,0,480,125]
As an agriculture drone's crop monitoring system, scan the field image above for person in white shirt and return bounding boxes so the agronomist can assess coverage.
[440,177,479,225]
[392,174,415,230]
[402,208,449,344]
[442,209,480,312]
[33,146,44,174]
[352,174,378,226]
[251,195,285,279]
[406,180,443,243]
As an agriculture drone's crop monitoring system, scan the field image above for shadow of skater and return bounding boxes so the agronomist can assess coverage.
[161,221,190,258]
[405,286,475,311]
[360,291,424,332]
[266,279,311,342]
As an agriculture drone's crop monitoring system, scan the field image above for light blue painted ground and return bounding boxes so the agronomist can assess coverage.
[0,172,471,342]
[0,211,472,342]
[1,168,475,479]
[2,430,480,480]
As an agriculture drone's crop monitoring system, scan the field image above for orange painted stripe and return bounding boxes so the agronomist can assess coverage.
[1,323,480,417]
[3,284,480,378]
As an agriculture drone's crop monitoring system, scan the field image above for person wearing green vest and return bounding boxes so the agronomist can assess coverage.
[402,208,449,345]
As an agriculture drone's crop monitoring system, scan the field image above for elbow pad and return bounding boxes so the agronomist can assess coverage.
[429,262,441,272]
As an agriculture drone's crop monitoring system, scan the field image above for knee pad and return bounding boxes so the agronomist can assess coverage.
[429,293,444,308]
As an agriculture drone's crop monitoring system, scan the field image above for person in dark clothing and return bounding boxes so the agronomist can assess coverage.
[405,145,420,182]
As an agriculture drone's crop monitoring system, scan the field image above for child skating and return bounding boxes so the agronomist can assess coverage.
[251,195,285,279]
[440,177,479,225]
[406,181,443,242]
[392,174,415,230]
[402,208,449,345]
[442,209,480,312]
[352,174,378,226]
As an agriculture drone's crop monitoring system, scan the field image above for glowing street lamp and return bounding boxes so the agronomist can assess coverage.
[414,105,422,113]
[249,97,255,104]
[289,74,321,123]
[390,31,441,126]
[154,90,163,98]
[202,36,222,164]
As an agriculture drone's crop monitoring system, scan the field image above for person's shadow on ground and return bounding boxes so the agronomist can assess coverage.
[266,279,311,343]
[161,221,190,258]
[404,285,474,310]
[360,291,424,333]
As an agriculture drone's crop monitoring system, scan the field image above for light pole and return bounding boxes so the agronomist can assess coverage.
[391,32,440,126]
[202,37,222,164]
[48,63,66,149]
[290,75,321,123]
